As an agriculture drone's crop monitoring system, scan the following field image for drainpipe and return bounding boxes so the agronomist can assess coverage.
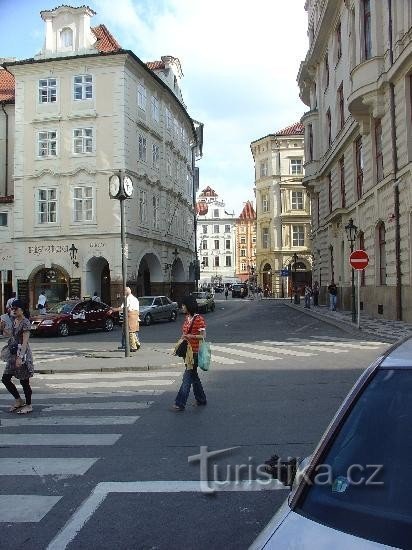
[1,102,9,196]
[388,0,402,320]
[191,145,199,291]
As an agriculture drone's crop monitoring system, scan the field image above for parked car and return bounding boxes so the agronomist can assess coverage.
[138,296,178,326]
[191,291,215,313]
[30,299,117,336]
[231,283,248,298]
[250,336,412,550]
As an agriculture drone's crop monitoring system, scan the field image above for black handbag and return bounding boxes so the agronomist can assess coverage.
[174,315,197,358]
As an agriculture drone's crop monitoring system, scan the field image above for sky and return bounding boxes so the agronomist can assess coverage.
[0,0,308,215]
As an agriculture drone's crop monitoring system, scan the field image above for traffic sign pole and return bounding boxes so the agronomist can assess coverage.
[357,270,361,329]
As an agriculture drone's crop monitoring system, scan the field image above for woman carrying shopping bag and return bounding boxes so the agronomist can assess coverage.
[172,295,207,411]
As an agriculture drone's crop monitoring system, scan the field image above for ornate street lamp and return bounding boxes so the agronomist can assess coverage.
[292,252,299,304]
[345,218,358,323]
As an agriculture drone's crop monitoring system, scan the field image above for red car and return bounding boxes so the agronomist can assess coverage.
[30,300,118,337]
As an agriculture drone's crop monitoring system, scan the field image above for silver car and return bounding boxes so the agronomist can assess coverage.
[125,296,179,326]
[251,337,412,550]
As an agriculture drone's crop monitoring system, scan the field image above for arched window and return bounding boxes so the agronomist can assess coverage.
[60,27,73,48]
[376,222,386,285]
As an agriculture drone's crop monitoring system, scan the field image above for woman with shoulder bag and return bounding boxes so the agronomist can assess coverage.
[1,300,34,414]
[172,295,207,411]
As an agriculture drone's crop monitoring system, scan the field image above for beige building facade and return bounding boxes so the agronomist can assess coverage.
[235,201,256,283]
[0,5,200,308]
[251,123,312,297]
[298,0,412,321]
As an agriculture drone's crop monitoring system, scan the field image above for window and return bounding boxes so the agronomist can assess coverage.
[308,124,314,161]
[166,108,173,130]
[214,225,220,234]
[202,240,208,250]
[262,194,269,213]
[292,225,305,247]
[260,160,268,177]
[73,186,93,222]
[139,190,147,222]
[328,173,333,213]
[152,143,160,168]
[336,22,342,61]
[241,262,246,272]
[240,236,246,244]
[214,256,220,267]
[202,256,209,267]
[38,131,57,157]
[38,188,57,224]
[355,137,363,199]
[213,209,219,218]
[252,235,256,243]
[375,119,383,181]
[0,212,8,226]
[225,239,231,250]
[363,0,372,60]
[225,256,232,267]
[225,224,231,233]
[262,228,269,248]
[291,191,304,210]
[60,27,73,48]
[214,240,219,250]
[326,108,332,147]
[151,96,159,122]
[377,222,386,285]
[137,83,146,110]
[74,75,92,100]
[290,159,303,175]
[138,134,147,162]
[337,83,344,130]
[152,196,159,229]
[39,78,57,103]
[240,249,246,257]
[339,156,346,208]
[73,128,93,154]
[202,225,207,234]
[324,53,329,90]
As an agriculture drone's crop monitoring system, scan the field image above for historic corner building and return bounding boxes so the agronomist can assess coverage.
[298,0,412,321]
[251,123,312,297]
[0,4,201,308]
[235,201,257,283]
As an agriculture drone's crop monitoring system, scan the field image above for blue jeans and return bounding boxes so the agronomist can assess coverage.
[330,294,337,311]
[175,355,207,409]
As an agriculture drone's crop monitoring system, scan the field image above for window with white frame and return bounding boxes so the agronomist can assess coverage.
[225,256,232,267]
[73,128,93,154]
[139,190,147,222]
[39,78,57,103]
[252,235,256,243]
[262,193,269,213]
[166,108,173,131]
[213,209,219,218]
[202,225,207,234]
[38,131,57,157]
[202,240,208,250]
[74,75,92,100]
[214,225,220,233]
[173,117,179,136]
[152,143,160,168]
[291,190,304,210]
[137,83,146,110]
[214,240,219,250]
[260,160,268,177]
[138,134,147,161]
[73,186,93,222]
[225,224,231,233]
[60,27,73,48]
[214,256,220,267]
[290,158,303,174]
[292,225,305,246]
[262,227,269,248]
[151,96,159,122]
[152,195,159,229]
[0,212,8,226]
[240,236,246,244]
[225,239,231,249]
[38,188,57,224]
[241,262,246,271]
[240,249,246,257]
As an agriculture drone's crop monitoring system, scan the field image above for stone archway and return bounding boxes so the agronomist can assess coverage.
[85,256,111,304]
[261,262,272,296]
[29,265,70,306]
[137,253,163,296]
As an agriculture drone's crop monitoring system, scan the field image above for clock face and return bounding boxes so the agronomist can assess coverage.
[123,176,133,197]
[109,175,120,198]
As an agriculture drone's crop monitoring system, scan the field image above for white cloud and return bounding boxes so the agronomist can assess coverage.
[94,0,308,213]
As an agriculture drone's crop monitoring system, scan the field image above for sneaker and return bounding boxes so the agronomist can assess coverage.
[170,405,185,412]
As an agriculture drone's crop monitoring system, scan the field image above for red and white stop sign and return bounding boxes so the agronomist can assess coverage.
[349,249,369,270]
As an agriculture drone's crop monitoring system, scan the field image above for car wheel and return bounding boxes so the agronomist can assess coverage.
[58,322,69,337]
[104,318,114,332]
[144,313,152,326]
[169,311,177,322]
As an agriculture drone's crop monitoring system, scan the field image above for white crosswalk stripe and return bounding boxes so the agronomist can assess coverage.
[232,343,315,357]
[212,344,281,362]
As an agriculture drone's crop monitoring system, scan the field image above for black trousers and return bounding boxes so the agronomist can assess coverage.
[1,374,32,405]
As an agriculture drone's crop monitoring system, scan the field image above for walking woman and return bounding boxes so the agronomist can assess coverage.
[1,300,34,414]
[172,295,207,411]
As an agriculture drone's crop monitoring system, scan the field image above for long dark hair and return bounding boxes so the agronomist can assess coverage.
[182,295,198,316]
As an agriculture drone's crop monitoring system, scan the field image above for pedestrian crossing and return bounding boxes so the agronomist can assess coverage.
[0,369,182,526]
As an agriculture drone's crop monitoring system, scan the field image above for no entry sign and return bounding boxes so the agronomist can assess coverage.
[350,249,369,270]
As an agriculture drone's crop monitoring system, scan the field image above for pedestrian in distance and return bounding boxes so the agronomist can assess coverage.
[328,281,338,311]
[224,287,229,300]
[112,287,140,351]
[257,286,263,300]
[92,291,101,302]
[312,281,319,307]
[1,299,34,414]
[37,289,47,315]
[304,284,312,309]
[5,291,16,311]
[172,295,207,411]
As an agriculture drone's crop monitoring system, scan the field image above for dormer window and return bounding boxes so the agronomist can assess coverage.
[60,27,73,48]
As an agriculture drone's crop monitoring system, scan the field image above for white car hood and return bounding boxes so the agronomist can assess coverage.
[253,509,398,550]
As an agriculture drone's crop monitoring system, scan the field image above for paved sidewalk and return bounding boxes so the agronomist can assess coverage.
[284,299,412,343]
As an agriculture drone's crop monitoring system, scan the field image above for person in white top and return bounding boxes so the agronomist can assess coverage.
[5,292,16,311]
[37,290,47,315]
[92,292,101,302]
[112,287,140,350]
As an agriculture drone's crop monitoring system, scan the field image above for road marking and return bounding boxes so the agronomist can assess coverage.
[307,340,385,350]
[41,401,154,411]
[232,343,314,357]
[0,495,62,523]
[0,390,166,400]
[0,434,121,446]
[46,480,287,550]
[212,345,281,361]
[212,355,244,365]
[34,355,78,364]
[0,416,140,427]
[0,458,98,476]
[43,380,175,390]
[35,371,181,380]
[262,341,347,354]
[308,336,387,346]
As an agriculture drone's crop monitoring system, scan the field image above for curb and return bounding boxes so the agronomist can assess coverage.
[35,364,178,375]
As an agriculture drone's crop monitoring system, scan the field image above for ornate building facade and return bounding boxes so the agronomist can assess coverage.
[235,201,256,283]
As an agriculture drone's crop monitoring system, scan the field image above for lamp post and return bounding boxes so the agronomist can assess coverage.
[345,218,358,323]
[292,252,299,304]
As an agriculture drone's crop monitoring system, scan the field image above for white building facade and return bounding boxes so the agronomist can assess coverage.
[0,5,200,308]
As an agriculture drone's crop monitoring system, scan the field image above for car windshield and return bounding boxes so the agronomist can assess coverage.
[139,298,155,307]
[296,369,412,548]
[47,302,75,314]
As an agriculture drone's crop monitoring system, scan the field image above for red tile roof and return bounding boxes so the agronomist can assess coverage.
[239,201,256,220]
[0,69,15,102]
[274,122,304,136]
[91,24,121,53]
[199,186,218,198]
[146,60,166,71]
